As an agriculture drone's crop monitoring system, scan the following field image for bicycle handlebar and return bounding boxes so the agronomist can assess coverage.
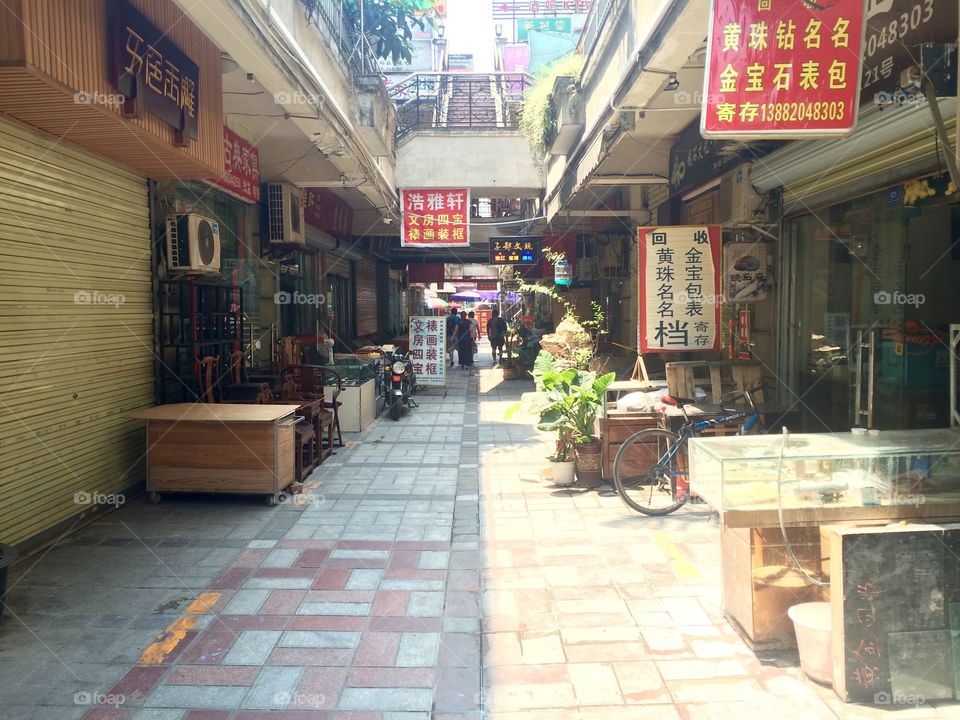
[720,383,765,414]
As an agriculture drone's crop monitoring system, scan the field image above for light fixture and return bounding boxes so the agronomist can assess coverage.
[664,75,680,92]
[495,23,503,38]
[437,23,445,39]
[220,53,240,74]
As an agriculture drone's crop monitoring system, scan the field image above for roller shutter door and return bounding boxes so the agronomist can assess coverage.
[355,259,378,337]
[0,117,153,548]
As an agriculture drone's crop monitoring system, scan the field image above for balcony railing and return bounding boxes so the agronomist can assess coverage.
[300,0,380,78]
[578,0,620,61]
[389,72,534,139]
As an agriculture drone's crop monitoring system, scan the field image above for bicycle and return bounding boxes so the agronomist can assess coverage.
[612,385,766,516]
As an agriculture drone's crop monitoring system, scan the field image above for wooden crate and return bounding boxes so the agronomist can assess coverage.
[665,360,764,405]
[600,411,663,481]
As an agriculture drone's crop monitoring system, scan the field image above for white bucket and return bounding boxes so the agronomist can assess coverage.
[787,601,833,685]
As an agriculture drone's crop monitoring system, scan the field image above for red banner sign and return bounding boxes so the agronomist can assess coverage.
[401,189,470,247]
[702,0,865,138]
[304,188,354,240]
[213,126,260,203]
[638,226,721,353]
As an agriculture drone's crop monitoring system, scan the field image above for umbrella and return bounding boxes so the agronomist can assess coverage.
[451,290,483,301]
[425,297,449,310]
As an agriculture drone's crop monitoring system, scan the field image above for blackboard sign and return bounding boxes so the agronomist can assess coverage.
[830,524,959,704]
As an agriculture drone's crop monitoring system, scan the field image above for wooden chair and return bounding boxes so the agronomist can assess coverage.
[198,356,220,403]
[254,380,317,481]
[300,365,344,448]
[228,350,248,384]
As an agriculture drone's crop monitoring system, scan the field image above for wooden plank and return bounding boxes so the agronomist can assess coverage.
[132,404,301,423]
[709,366,722,404]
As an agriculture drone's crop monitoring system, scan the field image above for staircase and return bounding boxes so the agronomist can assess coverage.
[444,75,499,128]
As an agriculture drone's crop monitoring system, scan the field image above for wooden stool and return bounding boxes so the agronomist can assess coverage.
[315,409,335,462]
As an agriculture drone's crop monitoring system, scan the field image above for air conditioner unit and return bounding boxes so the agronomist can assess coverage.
[266,182,305,246]
[166,214,221,273]
[721,164,762,225]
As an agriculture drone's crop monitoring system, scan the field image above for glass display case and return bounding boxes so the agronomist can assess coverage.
[690,429,960,527]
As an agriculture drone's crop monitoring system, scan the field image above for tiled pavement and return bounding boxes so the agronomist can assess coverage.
[1,360,959,719]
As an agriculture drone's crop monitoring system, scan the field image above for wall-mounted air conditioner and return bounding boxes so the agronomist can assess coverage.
[166,214,221,273]
[266,182,305,246]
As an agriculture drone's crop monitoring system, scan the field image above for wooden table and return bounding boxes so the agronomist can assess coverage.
[131,403,302,504]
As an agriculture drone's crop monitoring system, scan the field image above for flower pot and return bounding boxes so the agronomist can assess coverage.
[575,438,603,488]
[0,543,17,620]
[549,459,576,486]
[502,365,521,380]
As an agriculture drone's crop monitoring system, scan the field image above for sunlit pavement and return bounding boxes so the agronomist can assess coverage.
[0,363,957,719]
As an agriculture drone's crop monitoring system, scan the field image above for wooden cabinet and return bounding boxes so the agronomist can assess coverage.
[338,379,378,432]
[131,404,300,500]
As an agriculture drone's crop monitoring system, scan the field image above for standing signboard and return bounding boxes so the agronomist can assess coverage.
[638,226,722,353]
[701,0,866,138]
[401,189,470,247]
[408,316,446,386]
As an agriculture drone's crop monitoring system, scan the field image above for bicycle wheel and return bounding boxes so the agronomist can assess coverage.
[613,428,689,516]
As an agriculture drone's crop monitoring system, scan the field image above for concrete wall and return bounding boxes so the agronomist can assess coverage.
[397,131,542,195]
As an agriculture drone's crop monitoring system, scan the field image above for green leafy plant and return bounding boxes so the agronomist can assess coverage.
[534,351,615,445]
[305,0,435,64]
[518,53,585,155]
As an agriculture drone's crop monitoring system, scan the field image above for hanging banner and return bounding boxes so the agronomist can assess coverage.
[401,188,470,247]
[701,0,866,138]
[723,241,769,302]
[213,126,260,203]
[408,315,446,386]
[638,226,722,353]
[304,188,354,240]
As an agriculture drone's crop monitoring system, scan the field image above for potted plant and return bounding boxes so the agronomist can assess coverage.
[541,421,576,486]
[534,353,614,489]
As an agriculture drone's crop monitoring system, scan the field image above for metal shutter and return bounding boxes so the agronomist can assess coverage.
[0,117,153,548]
[355,259,378,337]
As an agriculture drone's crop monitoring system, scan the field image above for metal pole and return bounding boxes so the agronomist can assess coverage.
[360,0,365,74]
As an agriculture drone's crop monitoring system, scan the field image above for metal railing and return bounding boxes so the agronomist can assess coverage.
[578,0,621,60]
[300,0,381,78]
[389,72,534,139]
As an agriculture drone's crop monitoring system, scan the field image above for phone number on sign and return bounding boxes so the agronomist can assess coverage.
[759,101,847,123]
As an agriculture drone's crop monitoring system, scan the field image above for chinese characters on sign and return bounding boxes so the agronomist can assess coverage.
[401,189,470,247]
[213,127,260,203]
[113,0,200,141]
[702,0,865,137]
[516,16,572,40]
[489,236,540,265]
[723,242,768,302]
[408,316,446,386]
[494,1,592,18]
[304,188,354,240]
[638,226,721,353]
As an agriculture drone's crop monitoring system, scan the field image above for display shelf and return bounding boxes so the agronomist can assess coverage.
[690,428,960,527]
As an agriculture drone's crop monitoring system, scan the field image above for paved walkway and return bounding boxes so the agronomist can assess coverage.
[0,362,957,719]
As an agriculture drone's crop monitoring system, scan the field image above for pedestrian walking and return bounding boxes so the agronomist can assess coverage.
[454,310,474,368]
[467,311,479,358]
[445,306,460,367]
[487,308,508,362]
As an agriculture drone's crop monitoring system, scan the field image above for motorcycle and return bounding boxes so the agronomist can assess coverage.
[382,345,417,420]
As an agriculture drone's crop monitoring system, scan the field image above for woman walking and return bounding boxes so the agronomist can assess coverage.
[454,310,474,369]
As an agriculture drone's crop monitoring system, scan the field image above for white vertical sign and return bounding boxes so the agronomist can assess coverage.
[408,316,447,386]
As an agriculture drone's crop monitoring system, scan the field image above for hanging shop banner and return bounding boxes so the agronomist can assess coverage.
[112,0,200,141]
[475,309,492,337]
[401,189,470,247]
[213,126,260,203]
[516,16,571,40]
[638,226,722,353]
[408,315,446,386]
[701,0,866,138]
[304,188,354,240]
[489,236,540,265]
[723,241,769,302]
[494,1,592,18]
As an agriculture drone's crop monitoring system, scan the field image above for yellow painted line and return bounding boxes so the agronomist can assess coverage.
[139,616,197,665]
[185,591,220,615]
[653,535,703,581]
[672,561,702,581]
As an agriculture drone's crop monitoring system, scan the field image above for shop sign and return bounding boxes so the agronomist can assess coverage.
[669,120,743,196]
[860,0,957,102]
[494,1,592,18]
[475,309,492,336]
[723,242,769,302]
[304,188,354,240]
[554,256,572,286]
[112,0,200,141]
[516,16,571,40]
[490,236,540,265]
[638,226,721,353]
[213,127,260,203]
[447,54,475,72]
[476,280,499,291]
[408,315,446,386]
[702,0,866,138]
[401,189,470,247]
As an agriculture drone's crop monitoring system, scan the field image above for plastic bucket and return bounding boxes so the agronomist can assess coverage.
[787,601,832,685]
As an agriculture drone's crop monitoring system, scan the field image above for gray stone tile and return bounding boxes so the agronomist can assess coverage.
[145,685,246,709]
[223,589,270,615]
[338,688,433,712]
[261,549,301,568]
[278,631,361,648]
[345,569,384,590]
[240,666,303,709]
[396,632,440,667]
[297,602,371,616]
[222,630,282,665]
[408,591,444,617]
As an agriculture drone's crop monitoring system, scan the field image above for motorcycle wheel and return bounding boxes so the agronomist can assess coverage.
[390,399,402,420]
